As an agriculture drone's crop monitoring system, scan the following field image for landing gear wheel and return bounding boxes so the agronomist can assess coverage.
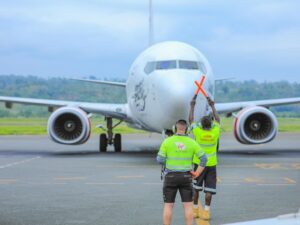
[114,133,122,152]
[100,133,108,152]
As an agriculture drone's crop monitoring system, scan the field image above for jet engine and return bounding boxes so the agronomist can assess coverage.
[234,106,278,144]
[48,107,91,145]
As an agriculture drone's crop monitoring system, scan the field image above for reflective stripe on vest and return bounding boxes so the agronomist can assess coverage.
[199,143,217,148]
[168,157,193,161]
[206,152,217,158]
[165,164,193,171]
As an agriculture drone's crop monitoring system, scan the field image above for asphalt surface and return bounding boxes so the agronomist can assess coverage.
[0,133,300,225]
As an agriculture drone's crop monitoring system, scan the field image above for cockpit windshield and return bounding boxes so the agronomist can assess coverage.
[156,60,177,70]
[178,60,199,70]
[144,60,206,75]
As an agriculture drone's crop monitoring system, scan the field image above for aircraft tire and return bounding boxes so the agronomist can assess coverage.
[100,134,108,152]
[114,133,122,152]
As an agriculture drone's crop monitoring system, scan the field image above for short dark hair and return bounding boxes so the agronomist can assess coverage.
[176,119,188,126]
[201,116,212,128]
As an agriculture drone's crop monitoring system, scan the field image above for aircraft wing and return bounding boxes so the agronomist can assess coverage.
[0,96,129,121]
[216,97,300,114]
[71,78,126,87]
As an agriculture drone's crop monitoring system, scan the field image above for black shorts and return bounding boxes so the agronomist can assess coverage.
[193,166,217,194]
[163,172,193,203]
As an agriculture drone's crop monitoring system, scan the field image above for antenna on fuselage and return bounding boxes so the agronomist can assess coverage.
[149,0,154,46]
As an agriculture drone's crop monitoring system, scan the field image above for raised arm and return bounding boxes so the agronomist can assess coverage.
[207,97,220,124]
[189,94,197,124]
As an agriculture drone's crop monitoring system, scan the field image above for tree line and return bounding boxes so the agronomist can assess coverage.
[0,75,300,117]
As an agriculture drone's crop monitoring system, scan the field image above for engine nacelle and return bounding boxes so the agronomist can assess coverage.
[234,106,278,144]
[48,107,91,145]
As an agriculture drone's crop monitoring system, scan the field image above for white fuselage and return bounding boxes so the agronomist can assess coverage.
[126,41,215,132]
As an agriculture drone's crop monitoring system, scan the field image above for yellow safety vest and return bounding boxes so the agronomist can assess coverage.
[191,122,220,166]
[158,135,205,171]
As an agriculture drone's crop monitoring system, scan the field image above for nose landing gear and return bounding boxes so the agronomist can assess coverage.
[98,117,123,152]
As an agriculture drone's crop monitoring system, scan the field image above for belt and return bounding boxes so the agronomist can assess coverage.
[167,171,190,175]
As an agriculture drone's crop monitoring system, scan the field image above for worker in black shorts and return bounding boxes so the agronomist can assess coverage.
[189,95,221,220]
[157,119,207,225]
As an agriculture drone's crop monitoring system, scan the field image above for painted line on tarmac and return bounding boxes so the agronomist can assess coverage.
[291,163,300,169]
[0,179,17,184]
[219,163,300,170]
[96,165,156,168]
[255,163,287,170]
[143,182,162,185]
[257,183,296,186]
[284,177,297,184]
[54,177,87,181]
[0,156,41,169]
[85,182,124,185]
[244,177,297,185]
[116,175,145,179]
[219,165,255,168]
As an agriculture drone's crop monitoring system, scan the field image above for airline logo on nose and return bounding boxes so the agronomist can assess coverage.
[175,142,186,151]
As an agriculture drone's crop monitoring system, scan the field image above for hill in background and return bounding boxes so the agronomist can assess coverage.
[0,75,300,117]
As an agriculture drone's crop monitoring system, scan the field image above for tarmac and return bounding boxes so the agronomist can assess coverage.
[0,133,300,225]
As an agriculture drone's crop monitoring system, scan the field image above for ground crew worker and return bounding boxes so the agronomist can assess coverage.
[189,95,221,220]
[157,119,207,225]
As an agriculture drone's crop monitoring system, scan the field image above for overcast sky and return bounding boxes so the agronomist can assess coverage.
[0,0,300,81]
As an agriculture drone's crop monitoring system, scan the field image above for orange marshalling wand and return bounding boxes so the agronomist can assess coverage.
[194,74,208,97]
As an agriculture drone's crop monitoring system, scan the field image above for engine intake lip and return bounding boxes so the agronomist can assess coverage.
[48,107,90,145]
[236,106,278,144]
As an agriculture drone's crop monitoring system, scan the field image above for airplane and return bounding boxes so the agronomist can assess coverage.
[1,41,300,152]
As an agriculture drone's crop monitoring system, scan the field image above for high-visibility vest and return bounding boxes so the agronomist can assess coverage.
[192,122,220,166]
[158,135,205,171]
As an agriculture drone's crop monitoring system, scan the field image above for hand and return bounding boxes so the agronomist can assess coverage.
[190,94,197,107]
[190,170,200,178]
[206,96,214,106]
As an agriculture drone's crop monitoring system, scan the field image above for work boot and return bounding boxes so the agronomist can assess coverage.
[193,208,199,218]
[198,203,203,214]
[195,219,210,225]
[201,210,211,220]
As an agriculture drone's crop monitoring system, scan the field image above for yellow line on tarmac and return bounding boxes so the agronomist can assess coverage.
[284,177,297,184]
[116,175,145,179]
[244,177,265,183]
[218,165,254,168]
[54,177,86,181]
[291,163,300,169]
[255,163,287,170]
[0,179,17,184]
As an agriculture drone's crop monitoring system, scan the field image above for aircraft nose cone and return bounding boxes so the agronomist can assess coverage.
[157,74,200,124]
[168,83,194,107]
